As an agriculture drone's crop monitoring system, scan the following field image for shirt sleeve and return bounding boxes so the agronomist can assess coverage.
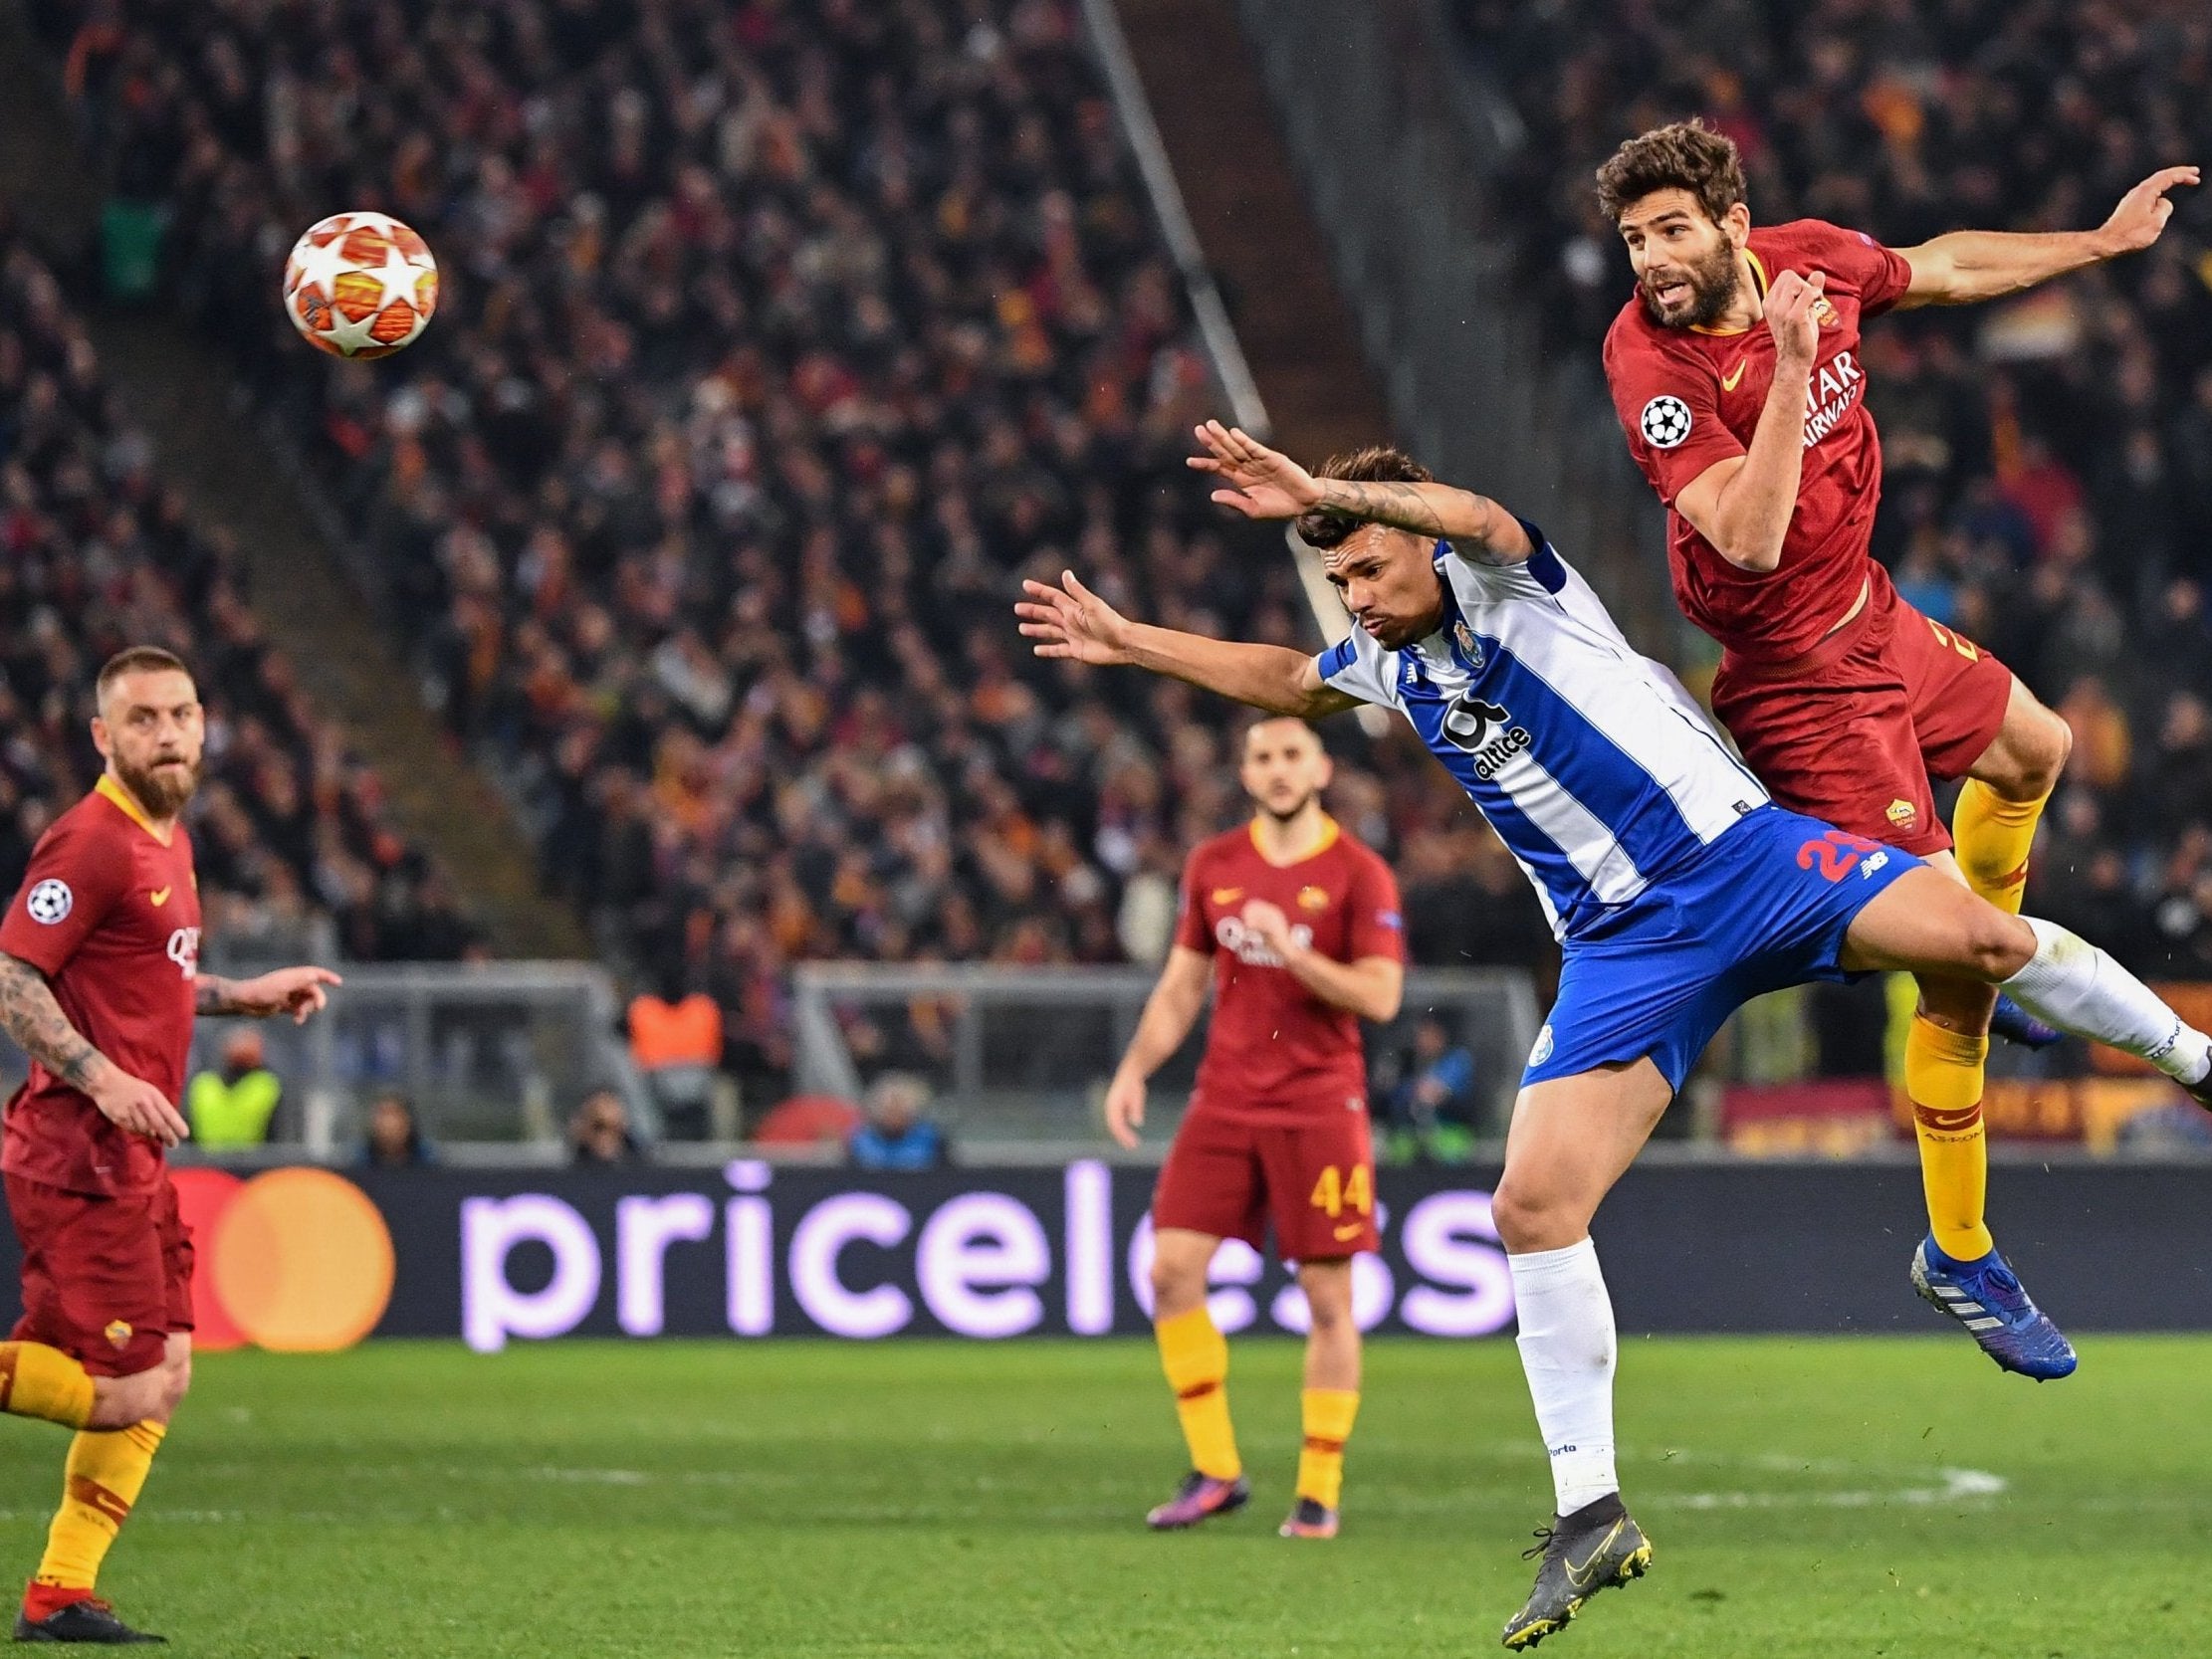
[1172,849,1215,954]
[1345,851,1407,963]
[1313,625,1403,711]
[0,813,129,978]
[1799,219,1913,316]
[1605,324,1745,507]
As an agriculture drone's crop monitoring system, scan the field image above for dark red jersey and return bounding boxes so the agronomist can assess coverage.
[0,777,201,1197]
[1173,818,1404,1121]
[1603,218,1914,664]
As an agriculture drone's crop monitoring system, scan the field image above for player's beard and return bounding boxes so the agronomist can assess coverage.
[114,752,202,818]
[1258,788,1319,827]
[1643,239,1741,331]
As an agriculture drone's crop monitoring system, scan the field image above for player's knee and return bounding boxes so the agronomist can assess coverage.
[1491,1179,1572,1254]
[1998,705,2071,798]
[85,1366,166,1431]
[153,1353,192,1423]
[1149,1254,1204,1317]
[1960,909,2036,982]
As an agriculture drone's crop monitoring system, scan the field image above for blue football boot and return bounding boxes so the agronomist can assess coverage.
[1988,994,2062,1050]
[1910,1236,2077,1380]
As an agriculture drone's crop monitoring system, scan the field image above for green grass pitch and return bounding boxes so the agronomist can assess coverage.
[0,1336,2204,1657]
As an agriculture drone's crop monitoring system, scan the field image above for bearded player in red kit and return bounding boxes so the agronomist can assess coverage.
[1600,119,2196,1380]
[0,648,339,1644]
[1105,717,1404,1541]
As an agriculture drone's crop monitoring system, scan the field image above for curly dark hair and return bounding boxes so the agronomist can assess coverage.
[1594,118,1747,226]
[1295,445,1435,550]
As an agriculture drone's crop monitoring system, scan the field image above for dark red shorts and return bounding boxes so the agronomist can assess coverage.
[1153,1097,1379,1261]
[5,1173,192,1377]
[1711,569,2013,857]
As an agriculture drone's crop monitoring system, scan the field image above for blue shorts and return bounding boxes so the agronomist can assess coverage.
[1522,806,1923,1094]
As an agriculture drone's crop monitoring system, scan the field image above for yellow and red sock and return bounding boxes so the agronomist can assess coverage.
[1953,779,2048,917]
[26,1420,164,1616]
[1155,1307,1239,1480]
[1295,1388,1360,1511]
[1906,1015,1992,1261]
[0,1344,93,1431]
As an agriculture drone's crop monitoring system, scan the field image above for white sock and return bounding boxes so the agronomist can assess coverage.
[2004,918,2212,1086]
[1509,1237,1619,1516]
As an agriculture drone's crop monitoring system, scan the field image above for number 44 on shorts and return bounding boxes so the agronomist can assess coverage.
[1309,1163,1373,1219]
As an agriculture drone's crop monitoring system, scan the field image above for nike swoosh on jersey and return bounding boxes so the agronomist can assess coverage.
[1333,1222,1364,1242]
[149,887,172,907]
[1720,358,1747,391]
[1210,888,1242,905]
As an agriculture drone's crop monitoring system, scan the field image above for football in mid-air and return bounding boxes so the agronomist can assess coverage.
[282,212,438,358]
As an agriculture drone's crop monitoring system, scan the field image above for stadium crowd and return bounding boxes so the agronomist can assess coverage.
[36,0,1555,1074]
[1458,0,2212,980]
[0,216,468,962]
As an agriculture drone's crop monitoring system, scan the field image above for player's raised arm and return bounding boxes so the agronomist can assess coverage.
[1669,269,1826,573]
[1188,421,1530,563]
[1892,165,2198,309]
[1015,570,1359,720]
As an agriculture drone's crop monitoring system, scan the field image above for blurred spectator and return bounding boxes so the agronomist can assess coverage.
[569,1088,643,1165]
[185,1027,281,1149]
[1378,1016,1479,1164]
[358,1090,437,1169]
[847,1072,949,1170]
[627,972,728,1140]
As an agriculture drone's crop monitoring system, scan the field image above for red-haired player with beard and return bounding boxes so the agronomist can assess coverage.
[1599,119,2196,1379]
[1104,717,1404,1542]
[0,648,339,1644]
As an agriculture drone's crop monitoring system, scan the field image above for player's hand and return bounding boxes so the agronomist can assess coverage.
[1104,1068,1147,1149]
[229,965,343,1025]
[87,1066,190,1148]
[1187,420,1322,520]
[1762,268,1826,372]
[1016,571,1137,666]
[2097,165,2200,256]
[1239,899,1295,957]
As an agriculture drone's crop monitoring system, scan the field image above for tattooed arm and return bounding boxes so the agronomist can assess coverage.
[0,952,189,1143]
[1187,421,1532,564]
[0,950,109,1092]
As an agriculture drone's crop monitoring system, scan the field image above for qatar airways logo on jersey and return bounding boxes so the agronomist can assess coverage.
[1214,916,1313,967]
[166,927,200,980]
[1802,349,1865,448]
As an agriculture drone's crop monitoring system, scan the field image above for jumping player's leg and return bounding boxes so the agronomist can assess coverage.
[1285,1259,1358,1535]
[1494,1058,1668,1649]
[1844,870,2212,1091]
[1953,677,2071,917]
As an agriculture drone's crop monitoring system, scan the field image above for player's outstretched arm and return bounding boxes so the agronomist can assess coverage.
[0,951,190,1145]
[1104,945,1212,1148]
[1016,571,1359,720]
[197,965,342,1025]
[1894,165,2198,308]
[1187,421,1531,562]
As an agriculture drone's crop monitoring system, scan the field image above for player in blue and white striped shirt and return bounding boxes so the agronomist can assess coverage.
[1016,421,2212,1650]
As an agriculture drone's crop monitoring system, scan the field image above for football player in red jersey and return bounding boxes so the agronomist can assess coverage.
[0,648,339,1644]
[1599,119,2196,1375]
[1103,717,1404,1541]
